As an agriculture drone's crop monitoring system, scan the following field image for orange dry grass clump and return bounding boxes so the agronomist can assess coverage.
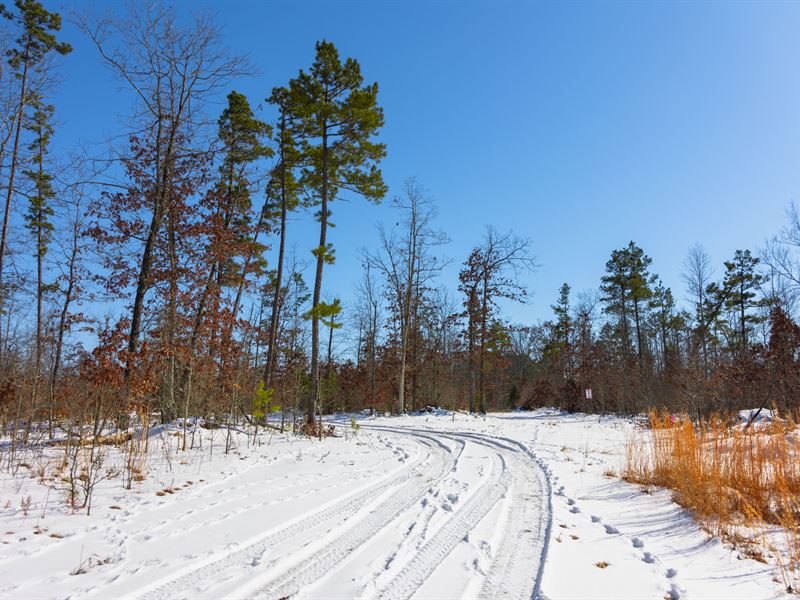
[624,409,800,590]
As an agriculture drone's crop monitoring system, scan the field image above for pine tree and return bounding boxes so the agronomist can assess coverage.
[721,249,766,351]
[288,40,386,430]
[0,0,70,350]
[600,241,655,364]
[22,96,55,380]
[551,283,572,350]
[213,91,271,369]
[544,283,573,378]
[262,86,301,394]
[183,91,270,426]
[649,281,683,372]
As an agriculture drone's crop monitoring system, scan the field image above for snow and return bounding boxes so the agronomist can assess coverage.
[0,410,791,599]
[738,408,776,424]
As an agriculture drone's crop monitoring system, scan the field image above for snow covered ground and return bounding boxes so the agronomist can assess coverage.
[0,410,790,599]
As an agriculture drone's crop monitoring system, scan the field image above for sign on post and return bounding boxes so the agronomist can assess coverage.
[584,388,592,400]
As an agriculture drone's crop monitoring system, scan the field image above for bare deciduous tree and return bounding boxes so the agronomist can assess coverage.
[366,178,448,414]
[682,242,714,374]
[79,4,247,393]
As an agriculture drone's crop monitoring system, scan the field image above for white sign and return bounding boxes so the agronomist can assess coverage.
[584,388,592,400]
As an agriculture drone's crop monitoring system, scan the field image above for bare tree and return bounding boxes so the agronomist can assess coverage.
[79,4,247,392]
[47,181,87,437]
[682,242,714,375]
[366,178,448,414]
[459,227,536,413]
[352,262,382,409]
[763,202,800,308]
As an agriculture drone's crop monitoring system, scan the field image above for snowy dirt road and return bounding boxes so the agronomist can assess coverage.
[0,418,552,600]
[131,425,551,600]
[2,410,789,599]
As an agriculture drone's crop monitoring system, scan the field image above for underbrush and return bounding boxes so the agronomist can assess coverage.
[624,409,800,592]
[0,409,352,520]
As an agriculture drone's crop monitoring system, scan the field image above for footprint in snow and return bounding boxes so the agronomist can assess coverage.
[591,515,602,523]
[643,551,656,564]
[666,584,681,600]
[632,537,644,548]
[570,506,580,514]
[603,524,619,534]
[665,567,678,578]
[566,497,575,505]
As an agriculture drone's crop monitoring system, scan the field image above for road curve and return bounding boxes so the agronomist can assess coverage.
[127,421,551,600]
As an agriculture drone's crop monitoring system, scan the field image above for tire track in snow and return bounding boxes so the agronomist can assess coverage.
[127,434,445,600]
[244,431,460,600]
[365,424,550,600]
[127,422,550,600]
[376,448,509,599]
[474,429,550,600]
[120,457,400,545]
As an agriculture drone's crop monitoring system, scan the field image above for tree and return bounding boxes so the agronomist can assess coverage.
[22,95,54,384]
[352,262,382,409]
[289,40,386,430]
[763,202,800,305]
[0,0,70,353]
[721,249,766,352]
[262,86,301,393]
[600,241,655,364]
[48,183,87,438]
[649,281,684,373]
[182,90,270,427]
[459,227,535,413]
[544,283,573,377]
[81,4,245,387]
[682,243,714,374]
[366,178,447,414]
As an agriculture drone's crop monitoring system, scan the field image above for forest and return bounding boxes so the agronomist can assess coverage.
[0,0,799,452]
[3,2,800,598]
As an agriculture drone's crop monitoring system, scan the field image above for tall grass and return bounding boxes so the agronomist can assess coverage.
[624,409,800,592]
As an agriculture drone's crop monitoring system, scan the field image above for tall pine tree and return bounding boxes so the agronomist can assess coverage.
[23,96,55,380]
[262,86,302,394]
[600,241,655,364]
[721,249,766,352]
[288,40,386,430]
[0,0,70,353]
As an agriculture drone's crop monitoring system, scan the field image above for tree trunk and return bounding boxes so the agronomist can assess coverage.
[740,281,747,351]
[308,126,328,428]
[264,118,289,390]
[0,43,30,358]
[633,297,643,365]
[396,201,417,414]
[126,118,175,379]
[619,284,629,355]
[48,219,78,438]
[478,275,489,414]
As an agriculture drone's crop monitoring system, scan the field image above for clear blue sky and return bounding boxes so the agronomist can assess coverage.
[50,0,800,325]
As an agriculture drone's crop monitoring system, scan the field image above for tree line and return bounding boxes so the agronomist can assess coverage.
[1,1,798,451]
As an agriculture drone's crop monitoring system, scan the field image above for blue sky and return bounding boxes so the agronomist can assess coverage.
[48,0,800,325]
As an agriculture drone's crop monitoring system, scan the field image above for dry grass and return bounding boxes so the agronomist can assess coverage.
[624,409,800,592]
